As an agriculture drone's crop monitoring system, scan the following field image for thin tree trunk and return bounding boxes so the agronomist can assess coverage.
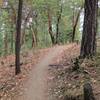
[31,31,36,48]
[15,0,23,75]
[47,7,55,45]
[4,33,8,55]
[10,22,15,53]
[80,0,98,58]
[11,29,14,53]
[30,25,37,48]
[21,10,32,45]
[9,3,16,53]
[72,6,83,42]
[34,16,38,46]
[56,3,63,44]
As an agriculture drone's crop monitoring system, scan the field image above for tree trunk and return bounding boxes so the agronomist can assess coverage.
[31,26,37,48]
[72,6,83,42]
[33,16,38,46]
[80,0,98,58]
[15,0,23,75]
[56,3,63,44]
[47,7,55,45]
[21,10,32,45]
[10,22,15,53]
[11,29,14,53]
[84,83,95,100]
[4,33,8,55]
[9,3,16,53]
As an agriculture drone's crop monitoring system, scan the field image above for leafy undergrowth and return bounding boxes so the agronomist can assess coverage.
[48,44,100,100]
[0,48,50,100]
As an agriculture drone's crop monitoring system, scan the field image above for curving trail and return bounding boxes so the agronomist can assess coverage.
[17,44,75,100]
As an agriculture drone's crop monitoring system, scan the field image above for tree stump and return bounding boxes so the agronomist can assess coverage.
[84,83,95,100]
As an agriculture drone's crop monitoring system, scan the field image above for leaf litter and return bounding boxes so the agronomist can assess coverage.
[48,44,100,100]
[0,48,49,100]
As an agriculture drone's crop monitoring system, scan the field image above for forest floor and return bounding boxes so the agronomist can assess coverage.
[16,44,71,100]
[48,43,100,100]
[0,43,100,100]
[0,47,50,100]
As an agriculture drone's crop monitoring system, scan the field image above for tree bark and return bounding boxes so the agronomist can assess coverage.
[80,0,98,58]
[84,83,95,100]
[4,33,8,55]
[72,6,83,42]
[21,10,32,45]
[9,2,17,53]
[33,16,38,46]
[56,3,63,44]
[15,0,23,75]
[47,7,55,45]
[11,29,14,53]
[31,26,37,48]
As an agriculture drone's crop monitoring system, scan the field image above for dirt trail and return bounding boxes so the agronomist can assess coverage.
[18,44,74,100]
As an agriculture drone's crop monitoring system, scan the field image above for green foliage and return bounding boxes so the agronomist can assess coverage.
[0,0,84,56]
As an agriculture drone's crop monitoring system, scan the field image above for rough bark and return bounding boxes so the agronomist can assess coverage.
[80,0,98,58]
[15,0,23,75]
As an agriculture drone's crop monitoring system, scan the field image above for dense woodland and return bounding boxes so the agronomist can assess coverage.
[0,0,84,53]
[0,0,100,100]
